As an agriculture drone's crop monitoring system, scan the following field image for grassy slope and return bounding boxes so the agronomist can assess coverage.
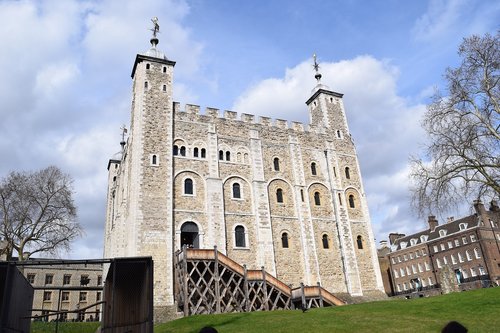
[155,287,500,333]
[31,322,100,333]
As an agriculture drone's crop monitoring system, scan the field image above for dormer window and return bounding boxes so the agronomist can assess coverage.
[410,238,417,246]
[400,242,407,249]
[459,223,468,230]
[420,235,428,243]
[439,229,447,237]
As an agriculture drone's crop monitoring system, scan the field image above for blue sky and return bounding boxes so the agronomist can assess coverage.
[0,0,498,259]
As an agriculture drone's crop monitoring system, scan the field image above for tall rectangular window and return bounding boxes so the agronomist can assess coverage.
[63,274,71,285]
[45,274,53,285]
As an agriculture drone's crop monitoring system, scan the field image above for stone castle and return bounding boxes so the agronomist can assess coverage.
[104,22,384,319]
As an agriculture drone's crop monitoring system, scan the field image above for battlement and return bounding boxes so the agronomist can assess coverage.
[173,102,310,132]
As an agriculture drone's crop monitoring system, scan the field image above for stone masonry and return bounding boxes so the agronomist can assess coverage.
[104,30,385,321]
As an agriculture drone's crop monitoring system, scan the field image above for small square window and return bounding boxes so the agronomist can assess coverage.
[62,291,70,302]
[43,291,51,301]
[79,292,87,302]
[27,273,35,284]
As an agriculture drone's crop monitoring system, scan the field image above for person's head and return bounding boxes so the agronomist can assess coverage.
[199,327,218,333]
[442,321,467,333]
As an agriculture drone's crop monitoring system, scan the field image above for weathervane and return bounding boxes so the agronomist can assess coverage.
[151,17,160,38]
[313,53,322,83]
[120,124,128,151]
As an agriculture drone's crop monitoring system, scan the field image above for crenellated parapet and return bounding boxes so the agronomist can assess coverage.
[173,102,313,133]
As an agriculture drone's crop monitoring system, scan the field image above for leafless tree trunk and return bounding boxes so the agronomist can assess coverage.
[410,31,499,217]
[0,166,82,260]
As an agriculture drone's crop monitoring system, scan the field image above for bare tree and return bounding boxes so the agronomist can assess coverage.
[410,31,499,217]
[0,166,82,260]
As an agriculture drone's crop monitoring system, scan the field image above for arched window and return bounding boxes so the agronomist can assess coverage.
[348,195,355,208]
[336,130,341,138]
[193,147,199,158]
[300,189,304,202]
[151,154,157,165]
[474,248,481,259]
[180,146,186,156]
[237,152,242,163]
[146,63,150,70]
[219,150,224,160]
[311,162,317,175]
[173,145,179,156]
[281,232,289,248]
[162,85,166,92]
[232,183,241,199]
[163,66,167,73]
[226,151,231,161]
[276,188,283,203]
[184,178,193,195]
[273,157,280,171]
[201,148,206,158]
[357,235,363,249]
[144,81,148,89]
[345,167,350,179]
[322,234,329,249]
[235,226,246,247]
[314,192,321,206]
[338,193,342,206]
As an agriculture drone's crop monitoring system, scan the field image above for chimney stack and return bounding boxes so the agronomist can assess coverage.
[389,233,405,245]
[473,200,486,215]
[490,200,499,212]
[379,240,388,248]
[428,216,439,232]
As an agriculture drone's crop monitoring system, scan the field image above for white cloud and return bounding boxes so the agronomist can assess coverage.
[412,0,469,41]
[232,55,427,243]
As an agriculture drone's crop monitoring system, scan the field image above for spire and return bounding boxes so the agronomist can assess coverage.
[311,53,330,94]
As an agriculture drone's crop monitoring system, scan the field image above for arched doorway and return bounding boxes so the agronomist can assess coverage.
[181,222,199,248]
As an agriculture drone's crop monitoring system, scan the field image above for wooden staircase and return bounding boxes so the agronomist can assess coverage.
[174,246,345,316]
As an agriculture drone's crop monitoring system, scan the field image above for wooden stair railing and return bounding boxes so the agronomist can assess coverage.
[174,246,345,316]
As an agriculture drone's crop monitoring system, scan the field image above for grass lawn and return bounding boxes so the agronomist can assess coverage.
[30,321,100,333]
[155,287,500,333]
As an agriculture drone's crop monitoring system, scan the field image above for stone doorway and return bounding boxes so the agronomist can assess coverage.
[180,222,199,248]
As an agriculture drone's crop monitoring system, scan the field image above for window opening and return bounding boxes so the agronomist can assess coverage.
[146,63,150,70]
[276,188,284,203]
[311,162,317,175]
[219,150,224,160]
[226,151,231,161]
[300,189,304,202]
[322,234,329,249]
[180,146,186,156]
[184,178,193,195]
[173,145,179,155]
[235,226,246,247]
[357,235,363,249]
[348,194,355,208]
[345,167,350,179]
[281,233,289,248]
[273,157,280,171]
[314,191,321,206]
[194,147,199,157]
[201,148,206,158]
[338,193,342,205]
[232,183,241,199]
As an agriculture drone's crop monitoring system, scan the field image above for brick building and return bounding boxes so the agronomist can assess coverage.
[385,200,500,295]
[104,21,384,320]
